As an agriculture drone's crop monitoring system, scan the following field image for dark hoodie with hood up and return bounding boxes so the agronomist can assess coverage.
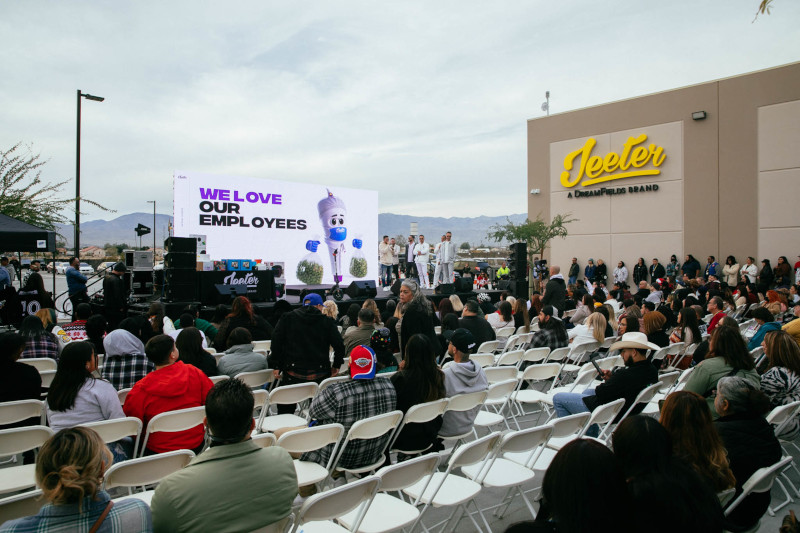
[270,306,345,379]
[123,360,213,453]
[440,360,488,437]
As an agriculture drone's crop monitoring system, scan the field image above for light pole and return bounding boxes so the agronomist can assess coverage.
[75,90,105,257]
[147,200,156,265]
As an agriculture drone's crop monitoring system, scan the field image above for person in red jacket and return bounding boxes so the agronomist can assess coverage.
[124,334,213,455]
[705,296,727,334]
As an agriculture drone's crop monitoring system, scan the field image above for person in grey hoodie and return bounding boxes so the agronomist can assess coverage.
[439,328,488,437]
[217,327,268,378]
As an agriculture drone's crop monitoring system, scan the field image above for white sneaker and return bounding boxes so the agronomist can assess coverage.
[383,286,390,291]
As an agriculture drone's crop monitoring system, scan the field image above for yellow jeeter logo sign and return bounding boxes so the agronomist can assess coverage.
[560,134,666,188]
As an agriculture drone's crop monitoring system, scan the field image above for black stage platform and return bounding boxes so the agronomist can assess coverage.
[128,285,505,322]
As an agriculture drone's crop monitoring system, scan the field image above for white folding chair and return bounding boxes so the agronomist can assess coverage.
[139,406,206,457]
[19,358,57,372]
[259,382,319,433]
[402,431,502,533]
[515,325,530,335]
[724,456,794,520]
[641,371,681,416]
[209,375,229,385]
[104,449,196,505]
[332,411,404,477]
[234,369,274,390]
[649,346,670,368]
[543,346,570,365]
[318,375,350,394]
[474,379,520,435]
[766,401,800,497]
[39,370,56,389]
[462,424,553,520]
[504,413,590,478]
[252,432,276,448]
[337,454,440,533]
[0,489,44,525]
[603,382,663,441]
[595,354,623,371]
[583,398,627,443]
[565,340,600,369]
[389,399,448,456]
[497,328,516,342]
[510,363,561,428]
[0,426,55,495]
[438,391,489,446]
[483,366,518,384]
[252,339,272,353]
[471,353,496,368]
[0,400,45,426]
[117,387,132,406]
[477,340,500,354]
[520,347,550,370]
[663,342,687,370]
[535,367,599,408]
[290,475,380,533]
[81,417,142,457]
[277,424,345,488]
[494,349,524,367]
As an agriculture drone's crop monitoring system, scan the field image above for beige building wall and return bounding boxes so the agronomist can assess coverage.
[528,62,800,284]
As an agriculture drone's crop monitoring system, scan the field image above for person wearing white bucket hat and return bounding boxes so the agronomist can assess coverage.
[552,332,659,436]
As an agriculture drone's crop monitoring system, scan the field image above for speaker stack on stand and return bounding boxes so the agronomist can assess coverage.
[163,237,197,302]
[508,242,529,299]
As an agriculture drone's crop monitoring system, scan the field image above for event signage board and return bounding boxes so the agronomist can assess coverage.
[173,172,378,286]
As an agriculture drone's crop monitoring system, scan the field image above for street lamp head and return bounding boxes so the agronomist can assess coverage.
[81,93,104,102]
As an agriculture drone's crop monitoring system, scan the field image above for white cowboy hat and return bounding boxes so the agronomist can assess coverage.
[609,332,660,353]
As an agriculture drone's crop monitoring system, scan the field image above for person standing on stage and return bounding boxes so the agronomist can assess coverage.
[405,235,417,281]
[440,231,456,284]
[414,235,431,289]
[390,237,400,283]
[432,234,446,288]
[378,235,393,288]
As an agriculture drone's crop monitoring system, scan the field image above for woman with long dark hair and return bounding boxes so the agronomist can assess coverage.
[513,298,530,332]
[757,259,774,295]
[213,296,273,352]
[683,325,759,417]
[19,314,59,360]
[633,258,648,285]
[436,297,455,322]
[20,270,54,308]
[176,327,218,377]
[722,256,740,287]
[390,334,446,453]
[487,300,514,332]
[659,391,735,492]
[774,256,791,288]
[669,307,702,348]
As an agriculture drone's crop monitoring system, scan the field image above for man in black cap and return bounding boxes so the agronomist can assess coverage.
[103,262,128,331]
[440,328,488,437]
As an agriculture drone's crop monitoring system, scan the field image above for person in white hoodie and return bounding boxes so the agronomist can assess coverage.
[439,328,488,437]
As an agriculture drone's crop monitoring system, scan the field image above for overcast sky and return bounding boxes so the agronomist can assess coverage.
[2,1,799,221]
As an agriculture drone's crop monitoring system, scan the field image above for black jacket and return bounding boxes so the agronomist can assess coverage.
[715,412,782,531]
[594,263,607,285]
[457,315,496,349]
[270,306,345,377]
[633,264,648,284]
[541,277,566,312]
[103,273,127,312]
[683,260,701,279]
[583,359,657,419]
[649,263,666,280]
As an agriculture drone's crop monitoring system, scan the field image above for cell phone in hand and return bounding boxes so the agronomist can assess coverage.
[589,354,603,376]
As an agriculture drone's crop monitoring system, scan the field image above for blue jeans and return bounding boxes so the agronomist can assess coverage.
[568,276,577,285]
[380,264,392,286]
[553,389,599,437]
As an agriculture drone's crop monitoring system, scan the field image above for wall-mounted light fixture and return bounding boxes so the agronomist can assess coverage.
[691,111,707,121]
[530,189,541,195]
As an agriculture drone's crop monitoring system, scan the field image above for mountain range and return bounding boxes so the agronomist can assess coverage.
[57,212,528,249]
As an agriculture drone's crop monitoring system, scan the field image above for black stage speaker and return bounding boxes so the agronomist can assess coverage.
[164,252,196,269]
[299,287,328,302]
[438,283,456,295]
[165,282,196,302]
[390,279,402,297]
[497,280,511,291]
[346,280,377,299]
[165,269,196,285]
[213,283,248,304]
[164,237,197,254]
[455,277,473,292]
[511,280,529,299]
[509,242,527,280]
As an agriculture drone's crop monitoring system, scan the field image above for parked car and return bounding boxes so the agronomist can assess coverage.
[97,261,116,273]
[55,262,70,275]
[453,259,492,278]
[79,263,94,275]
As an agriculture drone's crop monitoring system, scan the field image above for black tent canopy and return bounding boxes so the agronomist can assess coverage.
[0,213,56,253]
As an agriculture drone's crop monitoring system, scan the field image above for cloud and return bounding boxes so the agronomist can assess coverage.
[1,1,798,221]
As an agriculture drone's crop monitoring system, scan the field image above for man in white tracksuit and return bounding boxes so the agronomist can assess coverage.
[414,235,431,289]
[432,234,445,288]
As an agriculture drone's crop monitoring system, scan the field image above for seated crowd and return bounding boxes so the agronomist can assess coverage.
[1,252,799,532]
